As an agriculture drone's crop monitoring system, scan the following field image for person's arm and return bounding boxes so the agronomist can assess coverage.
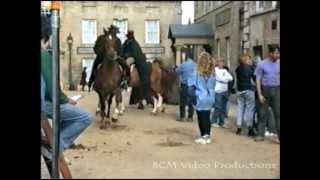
[255,63,265,103]
[216,69,233,83]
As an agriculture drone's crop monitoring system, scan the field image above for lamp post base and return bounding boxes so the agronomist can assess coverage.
[68,84,77,91]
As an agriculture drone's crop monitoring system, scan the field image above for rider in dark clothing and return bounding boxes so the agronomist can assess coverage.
[88,25,129,91]
[123,30,150,100]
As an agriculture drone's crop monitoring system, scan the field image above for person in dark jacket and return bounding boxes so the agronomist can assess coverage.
[235,55,256,136]
[123,30,150,101]
[80,67,87,91]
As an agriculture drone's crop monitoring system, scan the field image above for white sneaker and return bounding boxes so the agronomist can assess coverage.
[195,137,207,144]
[270,133,277,137]
[265,131,271,136]
[203,135,211,144]
[212,123,220,128]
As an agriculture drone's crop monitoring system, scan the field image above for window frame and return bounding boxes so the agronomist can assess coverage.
[145,20,160,44]
[272,1,277,8]
[81,19,97,44]
[256,1,265,13]
[113,18,128,44]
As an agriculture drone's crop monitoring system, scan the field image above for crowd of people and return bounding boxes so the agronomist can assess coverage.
[176,46,280,144]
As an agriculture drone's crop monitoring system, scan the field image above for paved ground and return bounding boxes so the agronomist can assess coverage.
[41,89,280,179]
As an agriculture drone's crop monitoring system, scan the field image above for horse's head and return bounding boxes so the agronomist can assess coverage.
[103,28,117,59]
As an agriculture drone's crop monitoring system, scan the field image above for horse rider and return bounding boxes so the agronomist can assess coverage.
[122,30,150,102]
[88,25,129,91]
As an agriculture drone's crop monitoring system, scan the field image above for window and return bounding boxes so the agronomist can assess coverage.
[145,20,160,44]
[113,19,128,44]
[272,1,277,8]
[216,1,222,6]
[81,20,97,44]
[256,1,265,13]
[272,20,277,30]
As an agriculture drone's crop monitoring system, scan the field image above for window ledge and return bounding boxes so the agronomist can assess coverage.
[251,8,278,17]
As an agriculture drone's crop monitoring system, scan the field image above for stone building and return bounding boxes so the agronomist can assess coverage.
[194,1,279,72]
[245,1,280,60]
[194,1,242,72]
[54,1,181,89]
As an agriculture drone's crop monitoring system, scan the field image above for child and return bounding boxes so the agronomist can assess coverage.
[193,52,216,144]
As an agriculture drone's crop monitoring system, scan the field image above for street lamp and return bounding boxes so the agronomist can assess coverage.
[67,33,76,90]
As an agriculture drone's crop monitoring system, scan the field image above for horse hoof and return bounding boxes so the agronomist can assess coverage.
[111,118,118,123]
[119,112,124,116]
[100,124,106,129]
[151,112,157,116]
[96,111,100,115]
[161,107,165,113]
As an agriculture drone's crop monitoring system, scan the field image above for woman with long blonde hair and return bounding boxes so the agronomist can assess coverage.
[193,52,216,144]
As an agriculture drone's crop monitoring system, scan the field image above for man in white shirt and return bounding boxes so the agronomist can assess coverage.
[211,58,233,128]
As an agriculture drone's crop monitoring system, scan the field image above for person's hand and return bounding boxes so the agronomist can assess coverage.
[68,98,77,105]
[258,94,265,104]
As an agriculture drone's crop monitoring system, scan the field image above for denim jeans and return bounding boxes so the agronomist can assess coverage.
[212,91,228,126]
[45,102,93,151]
[180,84,194,118]
[236,90,255,128]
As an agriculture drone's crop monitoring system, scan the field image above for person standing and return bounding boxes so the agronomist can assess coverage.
[176,50,196,122]
[193,52,216,144]
[254,46,280,142]
[80,67,87,91]
[235,55,256,136]
[223,65,235,118]
[211,58,233,128]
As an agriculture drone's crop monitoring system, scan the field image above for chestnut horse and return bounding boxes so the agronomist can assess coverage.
[93,29,125,129]
[126,58,178,115]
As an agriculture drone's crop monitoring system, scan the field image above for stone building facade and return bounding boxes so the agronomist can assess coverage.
[194,1,279,72]
[246,1,280,59]
[195,1,242,72]
[56,1,181,89]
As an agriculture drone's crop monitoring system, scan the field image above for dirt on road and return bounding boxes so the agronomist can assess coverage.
[41,90,280,179]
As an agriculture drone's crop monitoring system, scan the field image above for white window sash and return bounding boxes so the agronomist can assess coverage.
[272,1,277,8]
[113,19,128,43]
[145,20,159,44]
[82,20,96,44]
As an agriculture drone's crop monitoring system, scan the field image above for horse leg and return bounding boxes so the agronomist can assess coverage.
[112,89,122,122]
[96,102,101,115]
[151,94,158,115]
[105,94,113,127]
[157,93,165,113]
[119,89,126,115]
[98,93,107,129]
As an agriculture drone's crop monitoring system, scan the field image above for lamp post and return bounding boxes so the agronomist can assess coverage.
[67,33,76,90]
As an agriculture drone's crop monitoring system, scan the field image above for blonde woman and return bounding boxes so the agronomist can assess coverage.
[193,52,216,144]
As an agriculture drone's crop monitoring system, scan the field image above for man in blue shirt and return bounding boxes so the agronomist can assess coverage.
[176,50,196,122]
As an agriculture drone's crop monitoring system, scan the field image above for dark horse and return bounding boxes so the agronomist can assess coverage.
[93,28,125,129]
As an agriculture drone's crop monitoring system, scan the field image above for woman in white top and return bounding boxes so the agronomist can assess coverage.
[211,58,233,128]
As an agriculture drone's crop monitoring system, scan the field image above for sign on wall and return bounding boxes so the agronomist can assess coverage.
[141,47,165,54]
[77,47,94,54]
